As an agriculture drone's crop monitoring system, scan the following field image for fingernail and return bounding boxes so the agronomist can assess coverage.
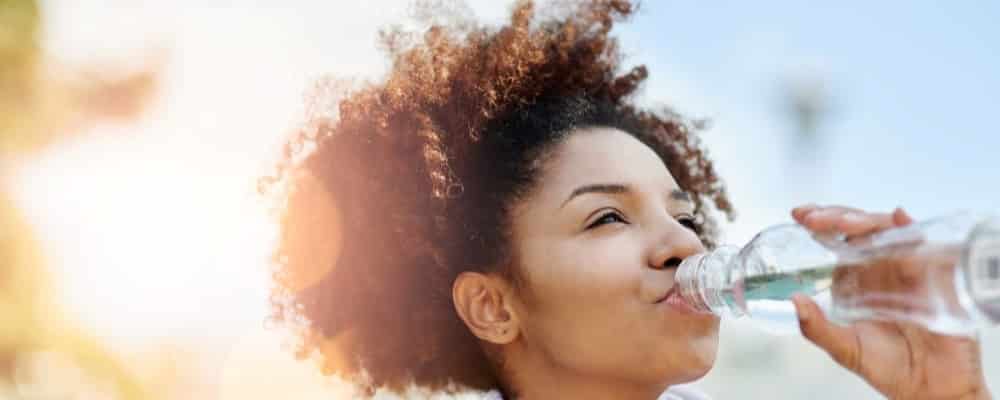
[843,212,865,223]
[793,204,818,215]
[895,206,910,218]
[804,208,833,222]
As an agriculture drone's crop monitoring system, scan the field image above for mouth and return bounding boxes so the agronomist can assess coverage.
[654,286,676,304]
[656,285,707,315]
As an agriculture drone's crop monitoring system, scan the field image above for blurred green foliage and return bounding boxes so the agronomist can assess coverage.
[1,0,160,398]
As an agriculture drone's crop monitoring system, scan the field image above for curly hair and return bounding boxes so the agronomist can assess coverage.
[261,0,733,396]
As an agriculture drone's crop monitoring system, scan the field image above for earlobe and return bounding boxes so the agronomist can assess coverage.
[452,272,519,345]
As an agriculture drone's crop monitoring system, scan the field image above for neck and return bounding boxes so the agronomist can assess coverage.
[501,344,668,400]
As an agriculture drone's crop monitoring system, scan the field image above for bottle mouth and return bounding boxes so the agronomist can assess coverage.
[676,253,714,314]
[677,254,706,279]
[676,246,746,317]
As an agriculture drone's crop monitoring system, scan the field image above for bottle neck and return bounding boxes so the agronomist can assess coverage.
[676,245,743,317]
[675,253,714,314]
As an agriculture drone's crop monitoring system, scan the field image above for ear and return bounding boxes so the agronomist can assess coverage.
[452,271,520,345]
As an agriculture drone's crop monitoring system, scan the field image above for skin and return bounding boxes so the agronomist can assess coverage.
[454,127,992,399]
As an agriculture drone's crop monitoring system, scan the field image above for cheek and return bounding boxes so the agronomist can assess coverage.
[519,232,640,307]
[519,237,721,383]
[514,220,720,381]
[517,237,645,358]
[521,238,707,376]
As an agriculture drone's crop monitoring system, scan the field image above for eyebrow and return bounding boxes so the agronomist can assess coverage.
[560,183,692,209]
[561,183,628,208]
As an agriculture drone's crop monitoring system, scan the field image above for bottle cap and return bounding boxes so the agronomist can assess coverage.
[966,217,1000,322]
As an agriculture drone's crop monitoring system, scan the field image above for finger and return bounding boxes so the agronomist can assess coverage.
[792,294,862,372]
[791,203,820,224]
[835,212,896,238]
[892,207,914,226]
[801,206,863,232]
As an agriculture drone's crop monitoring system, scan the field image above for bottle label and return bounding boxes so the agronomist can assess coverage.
[967,222,1000,317]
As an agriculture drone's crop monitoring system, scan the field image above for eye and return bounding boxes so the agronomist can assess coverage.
[586,211,627,230]
[676,215,700,233]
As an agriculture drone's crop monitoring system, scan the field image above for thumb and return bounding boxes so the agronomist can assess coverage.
[792,294,862,372]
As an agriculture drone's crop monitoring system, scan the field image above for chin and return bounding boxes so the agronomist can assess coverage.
[685,354,716,381]
[646,355,715,387]
[677,331,719,382]
[646,337,718,385]
[661,358,714,386]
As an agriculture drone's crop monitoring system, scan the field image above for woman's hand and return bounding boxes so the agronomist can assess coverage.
[790,204,992,400]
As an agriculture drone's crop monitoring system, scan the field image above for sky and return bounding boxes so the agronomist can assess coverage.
[9,1,1000,398]
[617,1,1000,233]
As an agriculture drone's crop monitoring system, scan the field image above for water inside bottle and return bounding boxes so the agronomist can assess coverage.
[719,264,837,334]
[718,245,981,335]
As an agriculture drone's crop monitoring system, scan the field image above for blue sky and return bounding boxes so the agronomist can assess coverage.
[606,1,1000,241]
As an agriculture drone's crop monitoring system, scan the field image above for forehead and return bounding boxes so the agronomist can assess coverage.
[541,127,679,192]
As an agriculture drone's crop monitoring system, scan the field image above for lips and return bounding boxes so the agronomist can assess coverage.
[658,286,701,314]
[654,287,675,304]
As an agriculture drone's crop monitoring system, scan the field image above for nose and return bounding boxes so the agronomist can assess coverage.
[647,219,705,271]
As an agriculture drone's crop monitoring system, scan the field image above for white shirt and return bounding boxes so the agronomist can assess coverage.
[481,384,711,400]
[659,384,712,400]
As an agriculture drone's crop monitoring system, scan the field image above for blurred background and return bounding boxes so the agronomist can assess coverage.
[2,0,998,399]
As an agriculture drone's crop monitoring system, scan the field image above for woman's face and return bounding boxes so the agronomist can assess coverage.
[508,127,719,385]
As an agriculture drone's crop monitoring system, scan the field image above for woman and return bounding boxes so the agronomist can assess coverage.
[262,1,991,398]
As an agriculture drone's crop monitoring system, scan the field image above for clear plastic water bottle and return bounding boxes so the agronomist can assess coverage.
[675,212,1000,336]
